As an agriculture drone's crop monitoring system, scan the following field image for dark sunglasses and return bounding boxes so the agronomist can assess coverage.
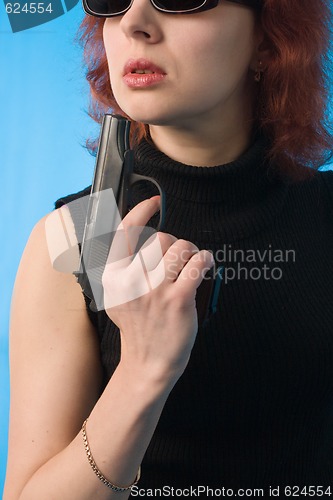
[82,0,261,18]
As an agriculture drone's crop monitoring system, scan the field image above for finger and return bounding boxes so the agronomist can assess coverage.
[131,232,178,273]
[107,228,176,271]
[146,239,199,285]
[119,195,161,235]
[126,232,177,292]
[176,250,215,292]
[163,239,200,281]
[108,196,161,262]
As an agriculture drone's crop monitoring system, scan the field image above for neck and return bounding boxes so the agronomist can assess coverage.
[148,90,255,167]
[133,133,287,241]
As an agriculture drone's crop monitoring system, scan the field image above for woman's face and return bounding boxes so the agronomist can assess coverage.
[103,0,261,130]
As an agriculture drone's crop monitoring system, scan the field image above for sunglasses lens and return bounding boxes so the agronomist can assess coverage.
[153,0,207,11]
[85,0,130,15]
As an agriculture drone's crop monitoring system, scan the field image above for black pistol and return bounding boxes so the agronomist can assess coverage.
[77,113,222,326]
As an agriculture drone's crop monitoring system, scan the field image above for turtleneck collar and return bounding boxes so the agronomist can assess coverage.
[132,136,289,243]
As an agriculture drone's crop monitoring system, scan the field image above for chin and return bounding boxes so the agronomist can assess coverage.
[116,99,179,126]
[126,114,172,127]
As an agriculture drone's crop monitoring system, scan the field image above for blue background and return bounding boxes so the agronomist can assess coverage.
[1,2,333,496]
[0,3,98,494]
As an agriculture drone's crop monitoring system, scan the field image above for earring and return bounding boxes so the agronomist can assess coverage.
[254,61,263,83]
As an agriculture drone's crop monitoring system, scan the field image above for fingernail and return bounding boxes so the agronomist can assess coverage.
[207,250,215,265]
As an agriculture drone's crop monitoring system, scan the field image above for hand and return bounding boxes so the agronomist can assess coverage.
[102,196,214,386]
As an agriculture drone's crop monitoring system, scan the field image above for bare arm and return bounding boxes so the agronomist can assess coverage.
[4,197,213,500]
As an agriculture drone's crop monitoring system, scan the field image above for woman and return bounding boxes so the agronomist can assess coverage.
[4,0,333,498]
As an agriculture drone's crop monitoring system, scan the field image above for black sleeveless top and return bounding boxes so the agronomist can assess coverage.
[56,137,333,496]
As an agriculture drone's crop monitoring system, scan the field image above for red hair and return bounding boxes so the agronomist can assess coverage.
[78,0,333,181]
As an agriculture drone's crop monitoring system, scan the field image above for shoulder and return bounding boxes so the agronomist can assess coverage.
[14,212,83,312]
[269,168,333,233]
[285,168,333,210]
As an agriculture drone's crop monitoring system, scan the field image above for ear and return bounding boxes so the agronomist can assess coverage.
[249,29,272,72]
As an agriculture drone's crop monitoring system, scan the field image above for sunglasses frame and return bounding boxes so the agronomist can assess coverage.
[82,0,260,18]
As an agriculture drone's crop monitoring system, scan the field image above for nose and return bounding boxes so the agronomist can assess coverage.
[120,0,164,43]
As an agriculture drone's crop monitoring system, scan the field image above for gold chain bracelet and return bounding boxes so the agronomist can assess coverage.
[82,418,141,492]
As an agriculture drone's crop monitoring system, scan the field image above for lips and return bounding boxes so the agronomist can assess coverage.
[123,58,166,76]
[123,58,167,88]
